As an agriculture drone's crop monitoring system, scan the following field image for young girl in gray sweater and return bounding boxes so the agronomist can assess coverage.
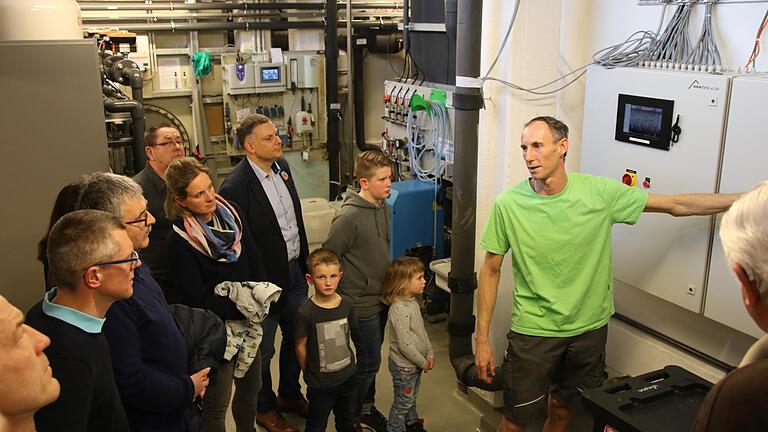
[382,257,434,432]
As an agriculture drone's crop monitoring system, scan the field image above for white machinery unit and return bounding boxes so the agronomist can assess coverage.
[581,66,731,313]
[704,75,768,338]
[285,51,320,89]
[220,52,326,155]
[382,80,456,180]
[222,63,256,94]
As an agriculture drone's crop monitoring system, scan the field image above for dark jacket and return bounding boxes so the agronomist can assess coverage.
[219,157,309,292]
[133,165,176,302]
[169,304,227,376]
[103,264,193,432]
[323,188,391,317]
[170,304,227,432]
[166,201,267,321]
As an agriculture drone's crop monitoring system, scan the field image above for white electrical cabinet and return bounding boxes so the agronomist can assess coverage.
[581,66,730,313]
[704,75,768,338]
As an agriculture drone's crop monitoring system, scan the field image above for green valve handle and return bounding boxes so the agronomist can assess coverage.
[409,89,447,112]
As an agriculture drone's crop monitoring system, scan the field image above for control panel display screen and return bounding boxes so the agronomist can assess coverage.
[261,66,281,83]
[615,94,674,151]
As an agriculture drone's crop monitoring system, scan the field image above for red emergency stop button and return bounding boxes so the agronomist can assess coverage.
[621,170,637,187]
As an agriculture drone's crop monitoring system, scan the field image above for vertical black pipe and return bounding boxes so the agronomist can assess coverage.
[448,0,502,391]
[445,0,458,86]
[402,0,410,52]
[326,1,341,199]
[128,70,146,170]
[353,42,367,152]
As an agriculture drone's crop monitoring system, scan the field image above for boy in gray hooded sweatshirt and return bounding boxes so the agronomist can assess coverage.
[323,150,393,431]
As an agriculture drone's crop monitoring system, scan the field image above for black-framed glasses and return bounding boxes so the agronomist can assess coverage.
[125,210,152,227]
[153,139,183,147]
[126,216,149,227]
[93,250,140,269]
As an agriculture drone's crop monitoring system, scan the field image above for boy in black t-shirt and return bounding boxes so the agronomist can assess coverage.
[296,248,359,432]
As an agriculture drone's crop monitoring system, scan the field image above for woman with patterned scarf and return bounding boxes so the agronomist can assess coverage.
[165,157,267,432]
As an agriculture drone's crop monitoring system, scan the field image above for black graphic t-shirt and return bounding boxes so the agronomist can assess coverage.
[295,295,357,389]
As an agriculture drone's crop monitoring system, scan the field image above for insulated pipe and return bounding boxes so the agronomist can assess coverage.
[402,0,409,52]
[326,1,341,200]
[445,0,458,86]
[104,98,147,172]
[448,0,503,392]
[85,20,398,33]
[352,39,379,153]
[79,2,403,11]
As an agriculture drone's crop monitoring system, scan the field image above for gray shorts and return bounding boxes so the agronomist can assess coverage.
[501,325,608,424]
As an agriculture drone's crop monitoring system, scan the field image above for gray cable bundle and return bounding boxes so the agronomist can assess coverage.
[647,4,694,65]
[686,2,722,69]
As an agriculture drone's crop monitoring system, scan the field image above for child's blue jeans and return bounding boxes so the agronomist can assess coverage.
[387,358,422,432]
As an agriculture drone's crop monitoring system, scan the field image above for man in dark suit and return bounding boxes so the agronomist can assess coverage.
[219,114,309,432]
[133,124,185,303]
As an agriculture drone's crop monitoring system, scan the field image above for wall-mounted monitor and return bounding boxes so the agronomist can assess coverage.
[255,63,286,89]
[615,94,674,151]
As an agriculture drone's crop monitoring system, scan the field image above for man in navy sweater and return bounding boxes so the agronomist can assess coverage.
[77,172,210,432]
[26,210,134,432]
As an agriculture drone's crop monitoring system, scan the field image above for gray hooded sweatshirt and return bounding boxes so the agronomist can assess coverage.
[323,188,391,318]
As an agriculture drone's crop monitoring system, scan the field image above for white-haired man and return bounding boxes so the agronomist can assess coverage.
[694,181,768,431]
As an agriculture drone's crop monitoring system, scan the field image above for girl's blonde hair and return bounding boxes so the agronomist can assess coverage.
[381,256,425,305]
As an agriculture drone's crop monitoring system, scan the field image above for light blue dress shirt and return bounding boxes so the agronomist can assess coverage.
[41,288,106,334]
[247,157,301,261]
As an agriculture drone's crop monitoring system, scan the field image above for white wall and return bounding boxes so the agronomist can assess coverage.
[476,0,767,385]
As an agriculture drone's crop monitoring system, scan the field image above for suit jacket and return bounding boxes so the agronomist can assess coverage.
[219,156,309,292]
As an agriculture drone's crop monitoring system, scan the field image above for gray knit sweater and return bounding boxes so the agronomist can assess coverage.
[323,188,390,318]
[387,297,434,369]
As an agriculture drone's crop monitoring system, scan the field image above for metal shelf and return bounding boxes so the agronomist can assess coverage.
[155,48,189,56]
[145,89,192,98]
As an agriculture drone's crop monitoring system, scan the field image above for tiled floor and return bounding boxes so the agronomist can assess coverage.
[229,318,598,432]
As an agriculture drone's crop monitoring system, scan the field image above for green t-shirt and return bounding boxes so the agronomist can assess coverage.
[479,173,649,337]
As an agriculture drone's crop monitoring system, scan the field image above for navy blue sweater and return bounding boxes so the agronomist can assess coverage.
[103,264,193,432]
[167,204,267,321]
[27,303,130,432]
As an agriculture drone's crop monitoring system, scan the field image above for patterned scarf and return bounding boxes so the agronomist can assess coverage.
[173,194,243,262]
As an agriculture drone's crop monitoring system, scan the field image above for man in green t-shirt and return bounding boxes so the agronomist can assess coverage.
[474,116,741,432]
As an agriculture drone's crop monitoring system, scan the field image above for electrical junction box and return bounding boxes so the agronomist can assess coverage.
[704,75,768,338]
[580,65,731,313]
[294,111,313,134]
[285,52,319,89]
[222,63,255,94]
[127,35,150,71]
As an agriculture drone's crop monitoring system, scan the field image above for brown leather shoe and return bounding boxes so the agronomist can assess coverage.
[277,395,309,418]
[255,410,298,432]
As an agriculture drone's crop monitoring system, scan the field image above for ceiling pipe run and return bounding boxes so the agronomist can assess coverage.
[83,20,398,33]
[79,2,403,11]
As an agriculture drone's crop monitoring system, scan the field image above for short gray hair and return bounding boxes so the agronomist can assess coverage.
[720,180,768,295]
[47,210,125,290]
[76,172,144,217]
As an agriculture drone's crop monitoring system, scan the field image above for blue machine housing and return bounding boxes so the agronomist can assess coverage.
[387,179,445,260]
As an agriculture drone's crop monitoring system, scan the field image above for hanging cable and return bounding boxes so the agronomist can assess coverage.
[745,8,768,69]
[481,0,521,80]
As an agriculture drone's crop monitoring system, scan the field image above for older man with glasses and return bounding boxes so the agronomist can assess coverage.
[133,123,186,302]
[75,172,210,432]
[26,209,135,432]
